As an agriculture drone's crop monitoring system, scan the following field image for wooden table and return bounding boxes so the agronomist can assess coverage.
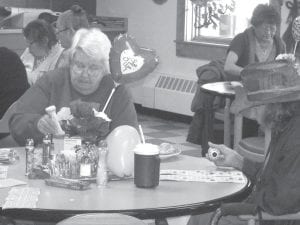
[0,147,250,223]
[201,81,242,147]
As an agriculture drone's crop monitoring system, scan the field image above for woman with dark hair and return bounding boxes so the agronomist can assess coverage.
[224,4,285,76]
[21,19,64,85]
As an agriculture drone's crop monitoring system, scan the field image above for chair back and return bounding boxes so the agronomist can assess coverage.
[56,213,147,225]
[0,101,18,133]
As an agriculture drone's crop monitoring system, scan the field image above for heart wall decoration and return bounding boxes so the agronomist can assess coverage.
[109,33,159,84]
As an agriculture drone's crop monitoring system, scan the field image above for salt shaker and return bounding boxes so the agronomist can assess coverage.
[25,138,35,176]
[42,134,51,165]
[97,140,108,187]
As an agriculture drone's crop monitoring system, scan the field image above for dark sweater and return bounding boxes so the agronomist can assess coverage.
[242,112,300,215]
[9,68,138,145]
[0,47,29,119]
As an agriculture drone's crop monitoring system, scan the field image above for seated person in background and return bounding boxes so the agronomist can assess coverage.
[187,4,285,155]
[9,28,138,146]
[0,47,29,139]
[55,5,89,68]
[224,4,285,77]
[189,61,300,225]
[21,19,64,85]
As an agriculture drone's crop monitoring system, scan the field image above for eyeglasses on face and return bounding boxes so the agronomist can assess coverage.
[25,39,36,47]
[71,60,103,78]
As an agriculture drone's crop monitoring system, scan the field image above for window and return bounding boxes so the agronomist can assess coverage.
[176,0,282,60]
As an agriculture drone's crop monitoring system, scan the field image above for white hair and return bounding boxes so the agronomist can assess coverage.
[70,28,112,74]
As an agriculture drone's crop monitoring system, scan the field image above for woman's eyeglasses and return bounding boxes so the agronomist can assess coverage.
[25,39,36,47]
[71,60,103,78]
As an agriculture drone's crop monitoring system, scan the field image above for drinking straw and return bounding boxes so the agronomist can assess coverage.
[138,124,146,144]
[102,87,116,113]
[294,41,299,56]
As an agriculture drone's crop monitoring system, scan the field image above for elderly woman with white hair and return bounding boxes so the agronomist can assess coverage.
[9,28,138,146]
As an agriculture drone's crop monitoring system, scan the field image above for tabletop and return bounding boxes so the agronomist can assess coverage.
[200,81,243,147]
[0,147,251,222]
[200,81,242,97]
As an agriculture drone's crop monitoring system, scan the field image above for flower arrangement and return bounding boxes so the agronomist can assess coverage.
[57,99,111,144]
[50,142,99,179]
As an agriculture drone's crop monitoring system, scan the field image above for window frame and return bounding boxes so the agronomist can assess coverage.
[175,0,282,60]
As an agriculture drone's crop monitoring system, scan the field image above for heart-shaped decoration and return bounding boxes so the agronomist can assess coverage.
[109,33,159,84]
[292,16,300,42]
[120,49,144,74]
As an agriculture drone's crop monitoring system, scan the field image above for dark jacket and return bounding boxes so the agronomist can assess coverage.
[0,47,29,119]
[243,112,300,215]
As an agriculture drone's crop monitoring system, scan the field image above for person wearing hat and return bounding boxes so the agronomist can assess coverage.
[188,59,300,225]
[55,5,89,68]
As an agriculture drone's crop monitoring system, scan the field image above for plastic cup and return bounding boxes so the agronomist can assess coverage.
[134,143,160,188]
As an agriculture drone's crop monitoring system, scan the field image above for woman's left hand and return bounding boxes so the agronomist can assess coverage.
[206,142,244,170]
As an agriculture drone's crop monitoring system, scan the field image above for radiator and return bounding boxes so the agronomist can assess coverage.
[129,73,197,116]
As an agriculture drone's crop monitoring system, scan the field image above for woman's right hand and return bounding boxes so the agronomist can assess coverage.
[37,114,59,135]
[207,142,244,170]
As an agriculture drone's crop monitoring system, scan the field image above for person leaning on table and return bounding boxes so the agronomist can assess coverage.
[9,28,138,146]
[188,60,300,225]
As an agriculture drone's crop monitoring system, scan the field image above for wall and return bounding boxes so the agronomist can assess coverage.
[0,0,96,14]
[97,0,205,81]
[97,0,292,82]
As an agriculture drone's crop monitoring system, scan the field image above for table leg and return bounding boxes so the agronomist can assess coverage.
[224,98,232,147]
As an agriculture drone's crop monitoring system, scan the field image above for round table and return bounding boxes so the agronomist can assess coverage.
[201,81,242,147]
[0,147,251,223]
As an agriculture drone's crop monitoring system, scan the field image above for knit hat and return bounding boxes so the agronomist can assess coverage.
[242,60,300,102]
[231,60,300,113]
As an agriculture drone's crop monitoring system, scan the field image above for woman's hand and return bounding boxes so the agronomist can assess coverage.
[276,53,295,62]
[206,142,244,170]
[37,114,60,135]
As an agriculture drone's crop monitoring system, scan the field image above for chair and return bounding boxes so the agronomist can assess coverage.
[239,212,300,225]
[231,87,271,162]
[209,206,300,225]
[232,106,271,162]
[56,213,147,225]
